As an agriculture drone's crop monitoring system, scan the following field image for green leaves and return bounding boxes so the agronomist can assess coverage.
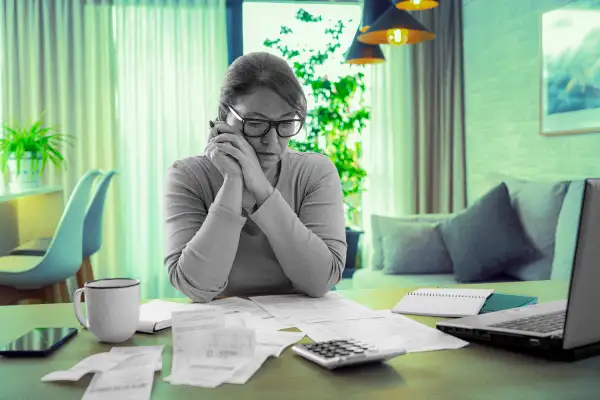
[0,114,73,175]
[265,8,370,225]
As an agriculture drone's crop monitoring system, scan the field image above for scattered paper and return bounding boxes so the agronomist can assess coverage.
[296,310,469,353]
[82,364,156,400]
[41,352,135,382]
[109,346,164,371]
[255,330,305,357]
[249,292,378,326]
[226,353,271,385]
[211,297,293,331]
[166,309,257,388]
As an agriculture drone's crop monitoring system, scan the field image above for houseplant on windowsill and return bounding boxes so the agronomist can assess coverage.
[0,115,72,191]
[264,9,369,278]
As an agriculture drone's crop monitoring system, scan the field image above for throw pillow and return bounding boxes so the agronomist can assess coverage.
[503,178,569,280]
[438,182,535,283]
[381,221,453,274]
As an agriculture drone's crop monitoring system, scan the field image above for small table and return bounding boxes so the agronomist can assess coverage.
[0,185,63,256]
[1,280,599,399]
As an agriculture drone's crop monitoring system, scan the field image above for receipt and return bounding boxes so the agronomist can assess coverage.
[41,352,135,382]
[109,345,164,371]
[82,364,155,400]
[166,309,257,388]
[211,297,293,331]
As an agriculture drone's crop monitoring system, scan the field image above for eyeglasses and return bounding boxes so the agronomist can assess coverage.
[224,104,304,138]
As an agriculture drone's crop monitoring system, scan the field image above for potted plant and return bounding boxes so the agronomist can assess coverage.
[0,115,72,190]
[265,9,369,278]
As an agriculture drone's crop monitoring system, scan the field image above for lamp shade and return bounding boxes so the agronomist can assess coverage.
[395,0,439,11]
[360,0,393,33]
[358,6,435,45]
[344,28,386,65]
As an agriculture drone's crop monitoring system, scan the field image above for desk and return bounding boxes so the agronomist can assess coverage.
[1,281,599,400]
[0,186,64,256]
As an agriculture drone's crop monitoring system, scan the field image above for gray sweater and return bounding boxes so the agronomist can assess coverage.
[164,149,347,303]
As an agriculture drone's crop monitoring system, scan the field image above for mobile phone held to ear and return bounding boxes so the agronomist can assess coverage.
[0,327,78,357]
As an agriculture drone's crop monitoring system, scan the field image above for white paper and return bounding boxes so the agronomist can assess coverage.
[167,309,257,388]
[225,353,270,385]
[82,364,155,400]
[255,330,305,357]
[249,292,378,326]
[296,310,469,353]
[41,352,135,382]
[109,346,164,371]
[211,297,293,331]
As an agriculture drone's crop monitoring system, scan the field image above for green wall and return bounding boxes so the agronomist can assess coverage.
[463,0,600,203]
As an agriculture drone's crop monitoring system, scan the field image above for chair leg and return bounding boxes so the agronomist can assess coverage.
[76,257,95,288]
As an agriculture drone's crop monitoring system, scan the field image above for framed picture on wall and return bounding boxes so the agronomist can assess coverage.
[540,0,600,136]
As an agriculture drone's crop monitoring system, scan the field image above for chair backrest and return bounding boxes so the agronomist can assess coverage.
[83,170,117,257]
[35,169,103,281]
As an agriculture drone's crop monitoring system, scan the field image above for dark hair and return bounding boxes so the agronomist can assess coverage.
[218,52,307,121]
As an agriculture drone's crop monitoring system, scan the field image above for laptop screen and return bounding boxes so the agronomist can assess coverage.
[562,179,600,350]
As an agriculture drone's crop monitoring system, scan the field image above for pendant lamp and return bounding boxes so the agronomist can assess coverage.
[395,0,439,11]
[360,0,393,33]
[358,6,435,45]
[344,27,386,65]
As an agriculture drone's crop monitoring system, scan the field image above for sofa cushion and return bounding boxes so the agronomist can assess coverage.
[503,178,569,281]
[439,182,535,283]
[370,213,453,271]
[380,221,453,274]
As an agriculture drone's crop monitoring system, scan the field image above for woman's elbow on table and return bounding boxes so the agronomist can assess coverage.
[166,258,221,304]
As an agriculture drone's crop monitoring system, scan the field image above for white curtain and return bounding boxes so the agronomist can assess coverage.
[360,45,414,264]
[113,0,227,299]
[1,0,228,300]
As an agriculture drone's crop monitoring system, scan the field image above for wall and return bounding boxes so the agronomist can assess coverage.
[462,0,600,203]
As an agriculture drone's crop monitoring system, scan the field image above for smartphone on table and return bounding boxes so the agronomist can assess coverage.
[0,327,78,357]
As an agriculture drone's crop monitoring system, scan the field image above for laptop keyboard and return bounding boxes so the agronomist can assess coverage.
[489,311,565,333]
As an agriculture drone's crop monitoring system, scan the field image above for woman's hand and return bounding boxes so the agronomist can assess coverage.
[205,122,242,180]
[212,129,274,207]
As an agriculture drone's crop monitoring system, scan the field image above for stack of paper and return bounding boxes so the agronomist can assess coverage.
[138,298,293,334]
[249,292,379,326]
[164,308,304,388]
[295,310,469,353]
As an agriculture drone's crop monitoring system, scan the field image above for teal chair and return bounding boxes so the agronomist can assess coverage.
[0,169,102,305]
[9,170,118,288]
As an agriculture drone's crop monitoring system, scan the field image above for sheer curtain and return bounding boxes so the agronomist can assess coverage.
[1,0,228,300]
[113,0,228,299]
[360,45,414,264]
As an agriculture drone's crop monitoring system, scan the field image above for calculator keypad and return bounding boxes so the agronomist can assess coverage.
[304,339,376,359]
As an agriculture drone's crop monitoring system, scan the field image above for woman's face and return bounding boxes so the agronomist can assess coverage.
[226,86,297,166]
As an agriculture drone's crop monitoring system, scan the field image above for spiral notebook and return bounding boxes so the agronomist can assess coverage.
[391,288,495,318]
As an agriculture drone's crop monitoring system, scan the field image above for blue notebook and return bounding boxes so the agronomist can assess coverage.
[479,293,538,314]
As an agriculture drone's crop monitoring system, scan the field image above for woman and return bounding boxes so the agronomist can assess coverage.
[164,51,347,303]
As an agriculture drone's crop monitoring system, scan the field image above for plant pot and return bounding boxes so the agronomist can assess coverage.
[7,152,43,191]
[343,227,363,279]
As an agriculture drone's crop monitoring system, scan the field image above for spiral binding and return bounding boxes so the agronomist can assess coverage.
[406,290,486,299]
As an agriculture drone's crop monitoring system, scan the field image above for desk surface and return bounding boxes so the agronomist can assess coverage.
[1,280,600,400]
[0,185,62,203]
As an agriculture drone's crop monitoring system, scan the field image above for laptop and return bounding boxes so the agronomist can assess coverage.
[436,178,600,361]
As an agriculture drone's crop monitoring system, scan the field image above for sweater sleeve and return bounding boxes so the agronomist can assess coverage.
[248,156,347,297]
[164,162,247,303]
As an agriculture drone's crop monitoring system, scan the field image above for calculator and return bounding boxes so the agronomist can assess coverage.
[291,339,406,370]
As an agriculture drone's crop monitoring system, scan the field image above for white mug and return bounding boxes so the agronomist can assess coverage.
[73,278,141,343]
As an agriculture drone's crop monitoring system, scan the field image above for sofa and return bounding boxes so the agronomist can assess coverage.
[352,176,585,289]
